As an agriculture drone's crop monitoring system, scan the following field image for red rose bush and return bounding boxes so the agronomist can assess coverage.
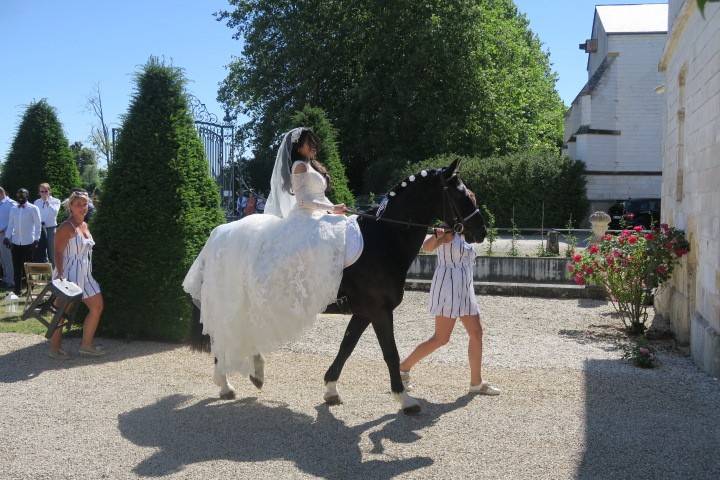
[569,224,690,334]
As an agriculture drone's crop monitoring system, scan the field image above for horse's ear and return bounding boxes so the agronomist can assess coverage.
[444,157,462,177]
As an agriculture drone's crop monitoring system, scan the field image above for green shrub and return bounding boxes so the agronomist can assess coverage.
[1,99,81,199]
[93,58,225,341]
[402,151,589,228]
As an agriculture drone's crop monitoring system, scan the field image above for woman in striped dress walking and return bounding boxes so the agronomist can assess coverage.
[48,191,104,359]
[400,191,499,395]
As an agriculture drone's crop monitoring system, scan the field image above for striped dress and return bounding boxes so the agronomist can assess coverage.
[54,229,101,299]
[428,234,478,318]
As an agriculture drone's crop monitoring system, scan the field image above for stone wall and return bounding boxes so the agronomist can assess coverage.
[657,0,720,376]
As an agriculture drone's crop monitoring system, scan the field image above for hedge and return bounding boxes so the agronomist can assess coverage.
[402,151,589,228]
[92,58,225,341]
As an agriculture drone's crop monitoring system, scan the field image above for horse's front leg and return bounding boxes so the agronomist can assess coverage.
[371,312,421,414]
[213,357,236,400]
[323,314,371,405]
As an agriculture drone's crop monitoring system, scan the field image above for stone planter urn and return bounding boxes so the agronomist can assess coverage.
[589,211,611,243]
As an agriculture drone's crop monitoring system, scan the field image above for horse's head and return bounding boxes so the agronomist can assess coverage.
[437,158,486,244]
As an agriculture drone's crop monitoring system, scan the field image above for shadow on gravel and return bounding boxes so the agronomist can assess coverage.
[366,394,475,454]
[0,339,179,384]
[578,359,720,480]
[577,298,608,309]
[118,394,444,479]
[558,325,626,352]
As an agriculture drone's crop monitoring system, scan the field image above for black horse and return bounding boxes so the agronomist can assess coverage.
[191,159,485,414]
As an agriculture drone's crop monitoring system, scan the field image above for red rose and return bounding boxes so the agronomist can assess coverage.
[621,230,631,237]
[674,248,688,257]
[628,236,638,244]
[656,265,668,275]
[574,275,585,285]
[589,244,599,254]
[573,254,582,263]
[661,223,669,231]
[603,234,613,241]
[644,233,655,241]
[612,249,621,258]
[634,226,643,232]
[606,255,614,265]
[586,267,594,275]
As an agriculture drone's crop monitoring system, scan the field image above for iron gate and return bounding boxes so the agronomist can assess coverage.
[111,94,239,218]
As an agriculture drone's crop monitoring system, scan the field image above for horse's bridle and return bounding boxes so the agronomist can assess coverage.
[348,173,481,235]
[439,173,481,234]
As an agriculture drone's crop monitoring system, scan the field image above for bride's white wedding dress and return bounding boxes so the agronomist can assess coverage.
[183,159,352,375]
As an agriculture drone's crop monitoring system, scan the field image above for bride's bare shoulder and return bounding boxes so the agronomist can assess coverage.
[292,160,308,174]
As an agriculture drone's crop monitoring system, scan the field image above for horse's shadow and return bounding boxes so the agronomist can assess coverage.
[118,393,473,478]
[367,394,475,454]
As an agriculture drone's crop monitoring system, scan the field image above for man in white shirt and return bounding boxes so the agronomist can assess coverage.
[3,188,41,295]
[0,187,17,289]
[33,182,61,266]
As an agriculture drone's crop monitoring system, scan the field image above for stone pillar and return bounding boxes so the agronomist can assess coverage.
[546,230,560,255]
[589,211,611,243]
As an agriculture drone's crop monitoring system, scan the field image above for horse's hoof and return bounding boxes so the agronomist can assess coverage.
[220,389,236,400]
[249,375,263,390]
[324,395,343,406]
[402,404,421,415]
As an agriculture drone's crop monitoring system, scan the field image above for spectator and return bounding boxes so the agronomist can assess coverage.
[243,192,257,217]
[237,191,249,217]
[3,188,41,295]
[0,187,17,290]
[33,183,61,266]
[255,194,266,213]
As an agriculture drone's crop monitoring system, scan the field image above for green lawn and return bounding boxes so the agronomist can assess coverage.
[0,296,83,336]
[0,297,47,335]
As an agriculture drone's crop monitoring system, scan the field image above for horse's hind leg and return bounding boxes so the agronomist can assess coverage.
[371,313,421,415]
[213,357,236,400]
[249,354,265,390]
[323,314,370,405]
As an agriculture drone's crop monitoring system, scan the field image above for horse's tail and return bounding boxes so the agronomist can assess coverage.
[187,295,211,353]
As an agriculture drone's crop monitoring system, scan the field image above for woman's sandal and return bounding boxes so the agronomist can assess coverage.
[469,381,501,396]
[47,349,70,360]
[78,345,106,357]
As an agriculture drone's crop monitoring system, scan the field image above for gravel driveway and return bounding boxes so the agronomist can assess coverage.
[1,292,719,479]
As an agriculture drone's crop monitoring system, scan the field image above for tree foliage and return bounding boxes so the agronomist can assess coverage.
[70,141,103,192]
[93,58,225,341]
[1,99,81,199]
[403,151,589,228]
[218,0,565,192]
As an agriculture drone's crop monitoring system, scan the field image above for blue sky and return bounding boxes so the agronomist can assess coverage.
[0,0,660,164]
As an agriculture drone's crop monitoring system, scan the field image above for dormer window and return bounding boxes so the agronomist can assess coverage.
[579,38,598,53]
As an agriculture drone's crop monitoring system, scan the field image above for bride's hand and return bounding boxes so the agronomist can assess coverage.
[332,203,347,214]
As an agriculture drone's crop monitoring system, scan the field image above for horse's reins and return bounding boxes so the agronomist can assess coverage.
[346,174,481,235]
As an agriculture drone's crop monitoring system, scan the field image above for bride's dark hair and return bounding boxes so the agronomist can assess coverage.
[291,129,331,191]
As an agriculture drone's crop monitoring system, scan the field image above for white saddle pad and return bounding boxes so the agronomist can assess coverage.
[344,215,364,268]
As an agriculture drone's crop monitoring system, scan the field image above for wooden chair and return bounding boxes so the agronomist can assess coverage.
[24,262,53,305]
[22,279,83,339]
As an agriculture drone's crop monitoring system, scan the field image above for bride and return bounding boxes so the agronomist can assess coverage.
[183,127,358,383]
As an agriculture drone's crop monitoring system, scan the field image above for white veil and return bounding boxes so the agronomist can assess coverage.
[263,127,305,218]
